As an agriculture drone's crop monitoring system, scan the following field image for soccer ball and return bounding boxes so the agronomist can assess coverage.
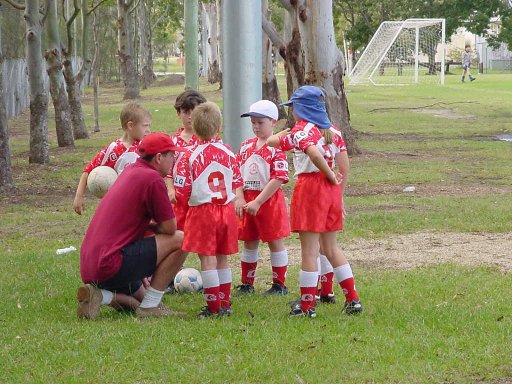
[87,166,118,198]
[173,268,203,294]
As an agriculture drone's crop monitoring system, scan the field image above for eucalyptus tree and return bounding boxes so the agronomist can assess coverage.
[117,0,139,99]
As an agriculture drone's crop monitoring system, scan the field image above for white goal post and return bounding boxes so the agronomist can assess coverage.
[349,18,446,86]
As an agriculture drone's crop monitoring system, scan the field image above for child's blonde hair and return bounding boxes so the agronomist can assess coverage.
[192,102,221,139]
[322,129,333,145]
[119,102,151,129]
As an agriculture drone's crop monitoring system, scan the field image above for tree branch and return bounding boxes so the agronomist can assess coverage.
[65,0,81,55]
[152,1,171,30]
[262,14,286,60]
[87,0,109,15]
[1,0,25,10]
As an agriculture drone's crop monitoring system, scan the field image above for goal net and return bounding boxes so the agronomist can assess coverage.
[349,19,445,86]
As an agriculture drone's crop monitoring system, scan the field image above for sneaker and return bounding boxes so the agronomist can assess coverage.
[262,282,288,296]
[164,281,176,295]
[316,292,336,304]
[343,300,363,315]
[197,306,226,318]
[136,303,186,318]
[77,284,102,320]
[470,76,476,82]
[289,301,317,318]
[236,283,255,294]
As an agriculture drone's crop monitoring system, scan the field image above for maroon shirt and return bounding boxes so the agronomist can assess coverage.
[80,158,174,283]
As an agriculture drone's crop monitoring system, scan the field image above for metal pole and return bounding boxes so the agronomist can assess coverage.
[440,19,445,85]
[414,26,419,83]
[184,0,199,90]
[221,0,262,151]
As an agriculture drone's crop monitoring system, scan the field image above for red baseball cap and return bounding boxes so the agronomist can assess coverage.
[137,133,185,156]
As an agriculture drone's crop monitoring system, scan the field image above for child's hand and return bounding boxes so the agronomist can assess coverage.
[277,128,290,136]
[327,171,341,185]
[73,195,85,215]
[244,200,262,216]
[235,197,246,218]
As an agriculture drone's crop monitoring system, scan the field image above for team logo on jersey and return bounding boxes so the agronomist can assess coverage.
[108,152,118,162]
[294,131,307,142]
[249,163,259,175]
[274,160,288,170]
[174,175,186,187]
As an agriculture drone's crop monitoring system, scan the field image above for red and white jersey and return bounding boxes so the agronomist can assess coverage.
[279,120,346,177]
[170,128,199,176]
[174,138,243,206]
[83,138,140,175]
[237,137,289,191]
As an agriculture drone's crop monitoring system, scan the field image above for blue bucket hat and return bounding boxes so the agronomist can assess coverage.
[280,85,331,129]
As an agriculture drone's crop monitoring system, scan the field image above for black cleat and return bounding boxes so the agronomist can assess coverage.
[236,283,255,294]
[342,300,363,315]
[262,282,288,296]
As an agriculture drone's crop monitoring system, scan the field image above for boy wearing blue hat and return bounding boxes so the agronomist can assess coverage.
[267,85,362,317]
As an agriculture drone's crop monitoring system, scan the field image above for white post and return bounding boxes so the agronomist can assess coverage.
[414,26,420,83]
[440,19,445,85]
[222,0,262,151]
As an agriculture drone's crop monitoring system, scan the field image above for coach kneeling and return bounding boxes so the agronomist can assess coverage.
[77,133,187,319]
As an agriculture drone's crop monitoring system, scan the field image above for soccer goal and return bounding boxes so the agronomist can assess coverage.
[349,18,445,86]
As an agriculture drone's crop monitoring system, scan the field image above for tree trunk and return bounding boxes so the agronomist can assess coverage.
[262,0,286,119]
[216,0,223,89]
[139,3,155,89]
[205,2,221,84]
[117,0,139,99]
[91,5,100,132]
[25,0,49,164]
[200,4,209,77]
[45,0,74,147]
[281,0,359,154]
[62,0,89,140]
[0,25,15,192]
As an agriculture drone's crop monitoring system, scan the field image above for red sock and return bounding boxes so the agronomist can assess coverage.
[320,272,334,296]
[300,286,317,312]
[203,286,221,313]
[272,266,287,286]
[339,277,359,302]
[219,282,231,309]
[240,261,257,285]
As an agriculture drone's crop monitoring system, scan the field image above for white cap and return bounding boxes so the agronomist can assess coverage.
[240,100,278,120]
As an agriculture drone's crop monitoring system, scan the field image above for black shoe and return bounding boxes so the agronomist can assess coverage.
[262,282,288,296]
[164,281,176,295]
[343,300,363,315]
[236,283,255,294]
[470,76,476,82]
[197,306,226,318]
[315,292,336,304]
[289,301,317,318]
[221,306,233,316]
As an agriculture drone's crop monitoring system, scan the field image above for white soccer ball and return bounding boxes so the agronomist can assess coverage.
[87,166,118,198]
[173,268,203,294]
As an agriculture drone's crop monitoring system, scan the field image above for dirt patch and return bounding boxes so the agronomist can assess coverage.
[154,74,185,87]
[282,232,512,273]
[413,108,476,120]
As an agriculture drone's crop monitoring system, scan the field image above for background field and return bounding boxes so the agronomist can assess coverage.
[1,73,511,383]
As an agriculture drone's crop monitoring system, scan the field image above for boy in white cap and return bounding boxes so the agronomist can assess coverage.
[235,100,291,295]
[267,85,362,317]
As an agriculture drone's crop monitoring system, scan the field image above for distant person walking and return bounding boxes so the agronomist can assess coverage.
[461,44,476,83]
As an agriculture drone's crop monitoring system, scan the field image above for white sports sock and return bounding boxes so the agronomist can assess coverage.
[334,263,353,283]
[100,289,113,305]
[139,286,165,309]
[201,270,220,289]
[319,254,334,275]
[270,250,288,267]
[218,268,232,285]
[299,270,318,288]
[240,248,259,263]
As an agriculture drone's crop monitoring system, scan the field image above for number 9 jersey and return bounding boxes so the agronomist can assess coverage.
[174,138,243,206]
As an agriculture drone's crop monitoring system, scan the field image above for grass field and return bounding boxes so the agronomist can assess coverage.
[2,73,512,383]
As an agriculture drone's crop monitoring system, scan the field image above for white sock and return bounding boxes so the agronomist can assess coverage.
[139,286,165,309]
[334,263,353,283]
[240,248,259,263]
[201,270,220,289]
[319,254,334,275]
[100,289,113,305]
[218,268,232,285]
[299,270,318,288]
[270,250,288,267]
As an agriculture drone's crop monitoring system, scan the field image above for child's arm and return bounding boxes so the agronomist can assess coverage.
[243,179,283,216]
[267,128,290,147]
[165,176,177,204]
[73,172,89,215]
[335,151,349,190]
[305,145,339,184]
[234,186,246,218]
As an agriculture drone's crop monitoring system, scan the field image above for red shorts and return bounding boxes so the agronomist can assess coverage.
[290,172,343,233]
[183,203,239,256]
[238,189,290,242]
[172,198,189,231]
